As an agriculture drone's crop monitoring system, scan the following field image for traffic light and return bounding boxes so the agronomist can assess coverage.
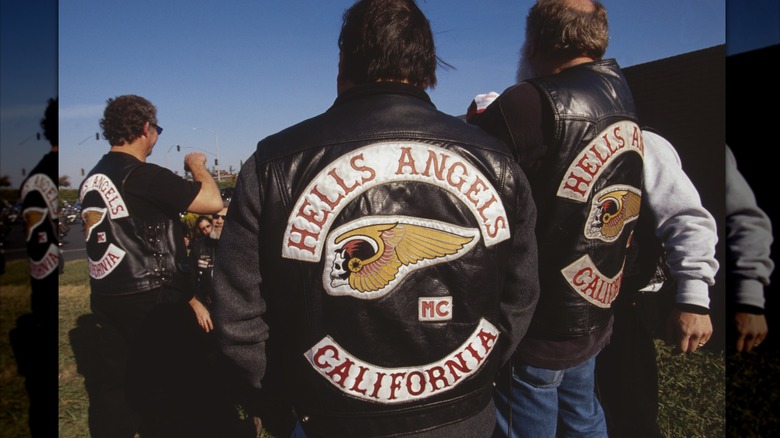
[81,168,85,176]
[96,132,100,140]
[215,159,219,166]
[176,145,181,152]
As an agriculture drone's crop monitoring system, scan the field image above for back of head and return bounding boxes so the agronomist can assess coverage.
[40,97,58,147]
[338,0,437,88]
[100,94,157,146]
[525,0,608,62]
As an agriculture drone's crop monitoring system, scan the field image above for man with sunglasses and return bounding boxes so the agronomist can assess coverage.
[188,202,229,333]
[78,94,223,438]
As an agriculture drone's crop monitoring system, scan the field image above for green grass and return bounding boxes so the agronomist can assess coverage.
[5,258,773,437]
[59,259,91,437]
[726,346,780,436]
[656,340,725,436]
[0,260,33,438]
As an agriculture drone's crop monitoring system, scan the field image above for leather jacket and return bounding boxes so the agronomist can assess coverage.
[212,82,539,437]
[79,153,192,296]
[524,60,643,340]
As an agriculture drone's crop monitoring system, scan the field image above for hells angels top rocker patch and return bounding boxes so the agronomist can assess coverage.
[282,142,510,264]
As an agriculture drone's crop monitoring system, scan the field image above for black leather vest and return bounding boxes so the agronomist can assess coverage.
[526,60,643,339]
[79,153,191,296]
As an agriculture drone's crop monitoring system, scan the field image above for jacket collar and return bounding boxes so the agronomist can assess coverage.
[334,81,434,107]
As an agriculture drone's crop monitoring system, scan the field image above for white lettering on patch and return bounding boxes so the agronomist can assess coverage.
[304,318,498,404]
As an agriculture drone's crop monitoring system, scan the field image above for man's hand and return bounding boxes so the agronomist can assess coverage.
[188,297,213,333]
[183,151,223,213]
[733,312,768,353]
[184,152,208,172]
[665,309,712,353]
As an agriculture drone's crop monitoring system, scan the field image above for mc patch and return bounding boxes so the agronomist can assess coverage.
[419,297,453,321]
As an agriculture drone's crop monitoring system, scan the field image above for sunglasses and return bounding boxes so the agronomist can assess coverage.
[150,123,163,135]
[212,214,227,220]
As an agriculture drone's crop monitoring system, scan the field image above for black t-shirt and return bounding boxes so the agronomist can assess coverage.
[115,152,202,222]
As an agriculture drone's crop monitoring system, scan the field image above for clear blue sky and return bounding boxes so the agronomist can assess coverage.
[2,1,777,189]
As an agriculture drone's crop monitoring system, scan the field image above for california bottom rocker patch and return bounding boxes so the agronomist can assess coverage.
[304,318,499,404]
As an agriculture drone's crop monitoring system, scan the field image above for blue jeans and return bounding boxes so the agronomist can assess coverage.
[492,357,607,438]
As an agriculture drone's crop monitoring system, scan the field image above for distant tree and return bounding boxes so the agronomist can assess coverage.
[59,175,71,188]
[0,175,10,187]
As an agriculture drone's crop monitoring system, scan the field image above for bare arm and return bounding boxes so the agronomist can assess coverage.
[184,152,223,214]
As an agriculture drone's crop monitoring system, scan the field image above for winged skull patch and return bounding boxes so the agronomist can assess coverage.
[23,207,48,242]
[323,216,480,299]
[584,185,641,242]
[82,207,108,241]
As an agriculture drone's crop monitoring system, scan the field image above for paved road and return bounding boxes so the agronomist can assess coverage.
[2,220,86,262]
[60,221,87,262]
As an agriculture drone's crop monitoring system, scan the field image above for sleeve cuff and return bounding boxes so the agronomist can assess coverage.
[732,304,765,315]
[731,279,767,309]
[674,279,710,308]
[675,303,710,315]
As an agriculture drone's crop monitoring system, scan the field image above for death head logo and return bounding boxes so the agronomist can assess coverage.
[585,185,641,242]
[82,207,108,241]
[23,207,48,242]
[324,217,480,299]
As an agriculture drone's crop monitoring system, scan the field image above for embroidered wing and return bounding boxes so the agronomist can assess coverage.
[597,190,641,239]
[335,223,475,292]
